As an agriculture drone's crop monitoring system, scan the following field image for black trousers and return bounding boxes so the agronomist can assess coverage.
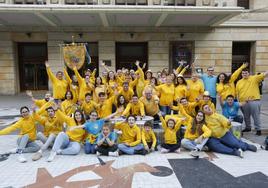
[96,144,118,156]
[147,142,158,151]
[161,143,180,152]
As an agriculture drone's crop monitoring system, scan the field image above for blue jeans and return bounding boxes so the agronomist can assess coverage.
[85,142,96,154]
[160,106,171,116]
[118,143,144,155]
[181,138,208,151]
[52,132,81,155]
[207,131,249,155]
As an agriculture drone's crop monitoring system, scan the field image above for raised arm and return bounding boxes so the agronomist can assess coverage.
[229,62,248,83]
[179,65,189,76]
[73,66,83,86]
[64,68,72,85]
[45,61,57,83]
[158,111,167,130]
[135,61,145,81]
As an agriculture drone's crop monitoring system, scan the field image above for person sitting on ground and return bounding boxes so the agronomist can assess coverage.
[141,121,157,153]
[0,106,40,163]
[219,95,246,124]
[70,110,118,154]
[96,122,119,157]
[158,111,183,154]
[178,104,211,157]
[31,105,64,161]
[115,115,146,155]
[46,106,86,162]
[202,104,257,158]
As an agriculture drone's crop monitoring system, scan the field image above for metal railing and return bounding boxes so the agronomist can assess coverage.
[0,0,238,7]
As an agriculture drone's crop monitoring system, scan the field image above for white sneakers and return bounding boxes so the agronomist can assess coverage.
[32,151,43,161]
[47,151,57,162]
[160,148,169,153]
[17,154,27,163]
[8,148,18,154]
[96,151,101,156]
[108,151,119,157]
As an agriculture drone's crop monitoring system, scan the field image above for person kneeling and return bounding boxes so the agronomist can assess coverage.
[96,123,118,157]
[115,115,146,155]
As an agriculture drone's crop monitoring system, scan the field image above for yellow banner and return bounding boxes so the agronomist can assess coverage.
[63,45,86,70]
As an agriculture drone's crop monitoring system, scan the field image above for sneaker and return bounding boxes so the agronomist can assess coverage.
[96,151,101,156]
[242,128,251,132]
[234,148,244,158]
[134,149,147,155]
[190,149,200,158]
[248,144,257,152]
[175,148,181,154]
[8,148,18,154]
[161,148,169,153]
[18,154,27,163]
[47,151,57,162]
[108,151,119,157]
[32,151,42,161]
[256,130,262,136]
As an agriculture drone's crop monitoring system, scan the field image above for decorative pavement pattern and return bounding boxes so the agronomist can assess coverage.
[0,136,268,188]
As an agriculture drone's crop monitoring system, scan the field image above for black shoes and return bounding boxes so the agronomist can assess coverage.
[256,130,262,136]
[242,128,251,132]
[134,149,147,155]
[248,144,257,152]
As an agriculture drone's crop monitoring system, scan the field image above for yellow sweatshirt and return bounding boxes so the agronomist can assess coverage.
[141,128,157,148]
[0,115,37,141]
[139,95,159,116]
[236,73,265,102]
[198,100,215,113]
[55,110,85,142]
[160,116,182,144]
[216,63,247,100]
[205,113,231,138]
[156,84,175,106]
[174,85,188,101]
[34,99,47,108]
[46,67,68,99]
[114,122,141,146]
[97,96,115,118]
[33,113,63,136]
[61,99,77,116]
[81,100,99,115]
[119,88,134,103]
[74,67,94,101]
[186,79,204,102]
[172,101,199,117]
[136,66,146,98]
[178,104,211,140]
[122,101,145,116]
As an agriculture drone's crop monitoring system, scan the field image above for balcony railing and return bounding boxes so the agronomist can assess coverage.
[0,0,238,7]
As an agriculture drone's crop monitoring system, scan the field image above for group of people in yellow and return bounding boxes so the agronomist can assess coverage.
[0,60,267,163]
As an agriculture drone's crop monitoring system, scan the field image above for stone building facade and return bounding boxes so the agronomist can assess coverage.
[0,0,268,95]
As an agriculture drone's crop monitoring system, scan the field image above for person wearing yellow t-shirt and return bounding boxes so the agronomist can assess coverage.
[172,97,199,117]
[141,121,157,152]
[156,75,175,116]
[45,61,68,101]
[61,90,78,116]
[26,90,51,109]
[178,104,211,157]
[118,82,134,103]
[81,93,99,119]
[174,75,188,102]
[0,106,40,163]
[236,69,268,135]
[122,95,145,117]
[31,106,64,161]
[198,91,215,113]
[140,88,159,117]
[202,104,257,158]
[158,111,183,153]
[97,92,116,118]
[115,115,146,155]
[187,74,204,102]
[46,107,86,162]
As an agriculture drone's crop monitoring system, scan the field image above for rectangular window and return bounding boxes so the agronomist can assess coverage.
[237,0,249,9]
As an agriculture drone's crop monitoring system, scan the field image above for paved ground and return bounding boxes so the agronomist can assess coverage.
[0,92,268,188]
